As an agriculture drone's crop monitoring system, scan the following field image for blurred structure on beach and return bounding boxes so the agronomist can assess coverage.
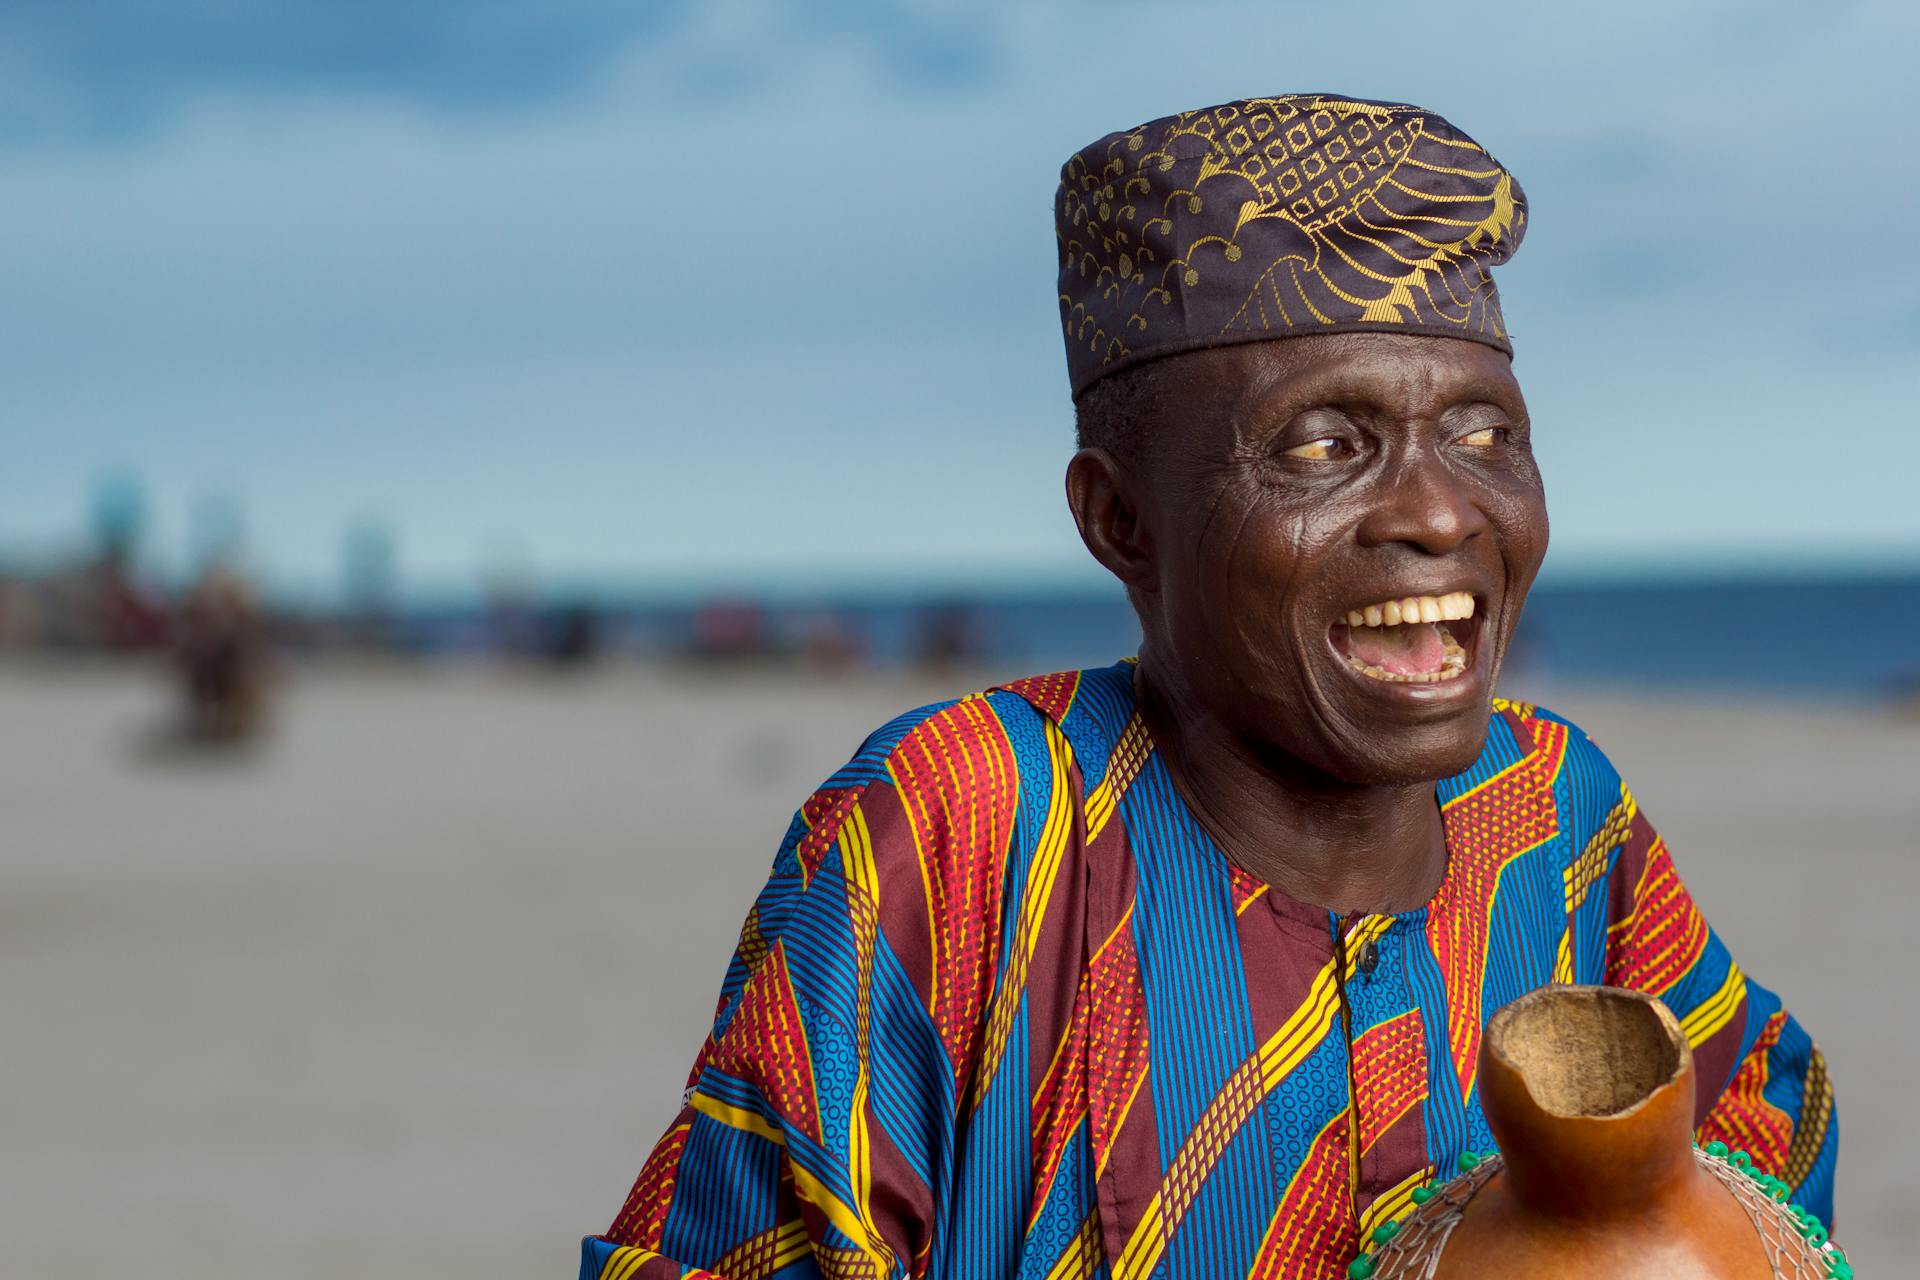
[6,487,1916,701]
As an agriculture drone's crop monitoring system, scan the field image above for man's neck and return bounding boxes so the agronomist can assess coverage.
[1133,660,1447,917]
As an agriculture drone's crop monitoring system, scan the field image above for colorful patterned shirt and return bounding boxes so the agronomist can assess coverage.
[582,661,1838,1280]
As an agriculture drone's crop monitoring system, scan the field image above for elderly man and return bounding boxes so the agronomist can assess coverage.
[582,95,1836,1280]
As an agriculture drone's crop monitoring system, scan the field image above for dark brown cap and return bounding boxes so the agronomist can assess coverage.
[1057,94,1526,397]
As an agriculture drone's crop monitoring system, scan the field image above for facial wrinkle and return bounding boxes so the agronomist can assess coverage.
[1217,490,1276,684]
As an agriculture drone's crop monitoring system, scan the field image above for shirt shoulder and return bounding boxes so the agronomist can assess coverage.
[1492,697,1635,842]
[790,664,1132,887]
[816,684,1054,794]
[996,660,1138,790]
[817,660,1138,788]
[1504,699,1624,782]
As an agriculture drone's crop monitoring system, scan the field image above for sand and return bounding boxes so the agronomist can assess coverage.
[1,661,1912,1277]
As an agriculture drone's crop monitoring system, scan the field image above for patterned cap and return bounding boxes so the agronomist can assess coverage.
[1056,94,1527,397]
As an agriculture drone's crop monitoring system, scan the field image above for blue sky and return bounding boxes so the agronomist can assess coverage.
[2,1,1914,600]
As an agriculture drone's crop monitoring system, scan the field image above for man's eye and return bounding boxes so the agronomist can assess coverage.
[1282,437,1350,460]
[1457,426,1507,447]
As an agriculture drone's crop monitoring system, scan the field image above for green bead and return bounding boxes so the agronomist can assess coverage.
[1457,1151,1481,1173]
[1827,1261,1852,1280]
[1373,1220,1400,1242]
[1410,1186,1435,1205]
[1347,1254,1376,1279]
[1806,1224,1828,1247]
[1730,1149,1752,1169]
[1704,1140,1729,1158]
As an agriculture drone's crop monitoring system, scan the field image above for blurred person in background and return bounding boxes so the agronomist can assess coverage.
[175,563,267,743]
[581,95,1836,1279]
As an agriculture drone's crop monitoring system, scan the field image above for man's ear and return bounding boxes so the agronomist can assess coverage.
[1065,448,1155,592]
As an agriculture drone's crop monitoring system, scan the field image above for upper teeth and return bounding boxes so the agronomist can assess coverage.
[1345,592,1476,628]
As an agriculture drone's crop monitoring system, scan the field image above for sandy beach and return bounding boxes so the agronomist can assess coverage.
[2,661,1912,1277]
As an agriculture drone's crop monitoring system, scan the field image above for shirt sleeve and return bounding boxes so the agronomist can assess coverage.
[1592,788,1840,1226]
[581,694,1034,1280]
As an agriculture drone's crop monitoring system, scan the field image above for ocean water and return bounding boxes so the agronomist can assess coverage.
[392,571,1920,699]
[1505,575,1920,698]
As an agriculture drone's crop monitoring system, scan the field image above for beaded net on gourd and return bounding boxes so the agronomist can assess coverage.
[1361,1156,1499,1279]
[1360,1147,1850,1280]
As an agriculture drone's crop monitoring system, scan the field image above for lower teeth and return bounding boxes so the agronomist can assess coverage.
[1342,628,1468,684]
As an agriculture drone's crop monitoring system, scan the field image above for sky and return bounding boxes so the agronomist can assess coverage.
[1,0,1915,602]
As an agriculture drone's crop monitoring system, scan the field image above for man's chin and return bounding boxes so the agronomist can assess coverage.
[1308,692,1498,786]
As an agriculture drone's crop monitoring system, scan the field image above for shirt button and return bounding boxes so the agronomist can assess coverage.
[1358,940,1380,975]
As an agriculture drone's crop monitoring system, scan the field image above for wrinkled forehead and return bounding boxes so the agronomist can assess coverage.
[1149,333,1524,430]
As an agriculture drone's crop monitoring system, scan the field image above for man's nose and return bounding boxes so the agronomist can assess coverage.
[1353,450,1490,555]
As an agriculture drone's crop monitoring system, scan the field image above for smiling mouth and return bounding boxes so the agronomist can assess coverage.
[1328,592,1481,685]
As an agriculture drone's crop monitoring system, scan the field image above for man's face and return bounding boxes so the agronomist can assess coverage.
[1107,332,1548,785]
